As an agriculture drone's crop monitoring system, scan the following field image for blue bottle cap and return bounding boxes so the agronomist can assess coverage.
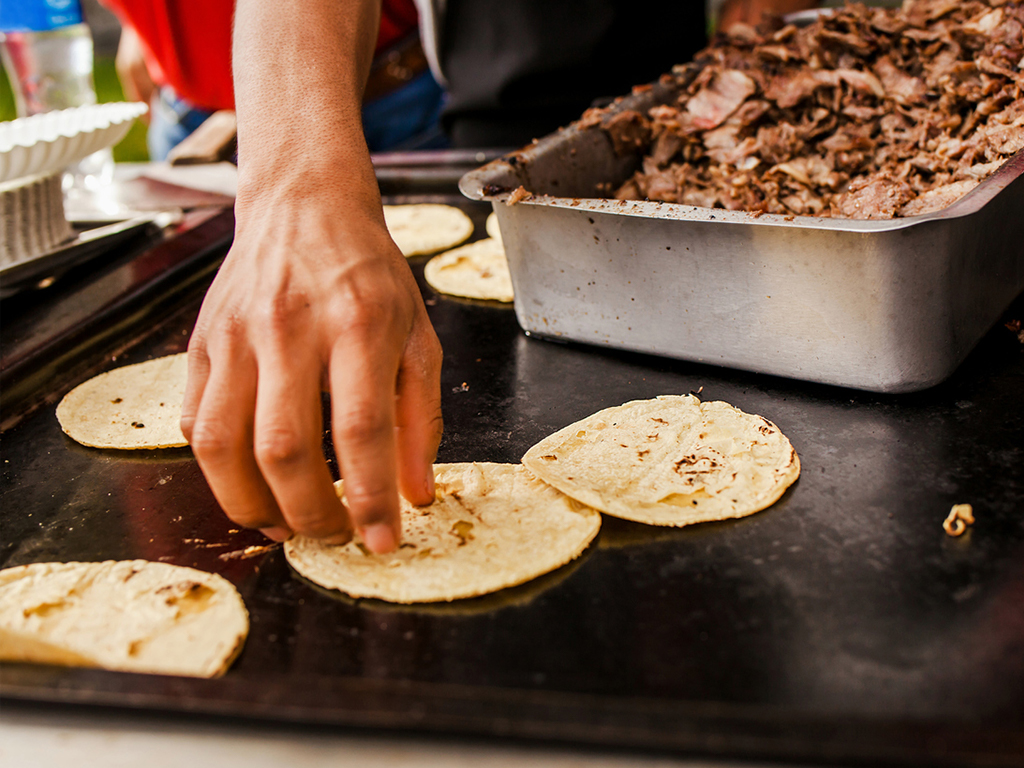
[1,0,84,33]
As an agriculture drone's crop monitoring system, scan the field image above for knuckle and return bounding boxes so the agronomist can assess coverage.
[418,331,443,372]
[335,409,389,447]
[188,419,237,463]
[253,426,312,469]
[428,409,444,438]
[326,296,389,336]
[179,414,196,442]
[343,484,397,526]
[289,512,351,540]
[225,506,280,531]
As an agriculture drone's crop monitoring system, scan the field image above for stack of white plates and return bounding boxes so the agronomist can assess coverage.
[0,102,148,267]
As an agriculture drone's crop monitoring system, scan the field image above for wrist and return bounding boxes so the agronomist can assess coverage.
[235,148,382,224]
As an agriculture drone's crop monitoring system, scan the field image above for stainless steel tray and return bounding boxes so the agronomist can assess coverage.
[460,84,1024,393]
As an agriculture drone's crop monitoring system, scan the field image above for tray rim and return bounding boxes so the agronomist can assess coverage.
[459,86,1024,234]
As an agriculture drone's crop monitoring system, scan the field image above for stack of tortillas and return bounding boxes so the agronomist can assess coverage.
[56,353,189,449]
[0,560,248,677]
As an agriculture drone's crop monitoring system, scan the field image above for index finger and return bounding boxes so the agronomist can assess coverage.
[328,328,402,554]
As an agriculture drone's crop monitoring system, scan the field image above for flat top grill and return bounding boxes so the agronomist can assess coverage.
[2,165,1023,767]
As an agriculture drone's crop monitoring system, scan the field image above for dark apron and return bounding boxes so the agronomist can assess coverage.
[438,1,708,147]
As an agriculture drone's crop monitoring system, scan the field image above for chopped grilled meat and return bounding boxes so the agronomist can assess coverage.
[832,173,916,218]
[595,0,1023,219]
[899,178,980,214]
[686,69,758,129]
[603,110,653,156]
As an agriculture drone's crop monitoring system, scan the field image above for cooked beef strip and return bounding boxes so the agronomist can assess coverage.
[596,0,1022,219]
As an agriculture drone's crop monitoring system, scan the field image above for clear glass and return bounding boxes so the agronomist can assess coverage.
[1,24,115,189]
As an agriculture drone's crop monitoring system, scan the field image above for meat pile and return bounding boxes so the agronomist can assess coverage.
[595,0,1024,219]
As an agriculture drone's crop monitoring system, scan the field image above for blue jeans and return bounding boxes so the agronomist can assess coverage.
[148,72,447,161]
[361,70,448,152]
[148,87,214,162]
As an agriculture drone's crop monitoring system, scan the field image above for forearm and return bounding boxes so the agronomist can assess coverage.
[188,0,440,553]
[232,0,383,219]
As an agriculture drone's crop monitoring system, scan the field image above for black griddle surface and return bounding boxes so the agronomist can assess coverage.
[2,195,1023,767]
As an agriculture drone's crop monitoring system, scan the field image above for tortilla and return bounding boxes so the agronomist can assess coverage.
[0,560,248,678]
[485,211,502,243]
[56,353,188,449]
[383,204,474,257]
[522,395,800,527]
[424,238,514,302]
[284,462,601,603]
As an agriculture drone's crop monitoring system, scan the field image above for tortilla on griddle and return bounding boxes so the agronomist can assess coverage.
[284,462,601,603]
[423,237,513,302]
[56,353,188,449]
[522,395,799,527]
[0,560,248,678]
[383,204,474,257]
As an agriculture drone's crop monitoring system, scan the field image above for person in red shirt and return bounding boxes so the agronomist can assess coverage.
[101,0,443,159]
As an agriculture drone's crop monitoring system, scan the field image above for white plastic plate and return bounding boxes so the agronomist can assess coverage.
[0,102,148,185]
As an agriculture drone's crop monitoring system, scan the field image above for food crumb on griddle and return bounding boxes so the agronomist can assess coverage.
[944,503,975,537]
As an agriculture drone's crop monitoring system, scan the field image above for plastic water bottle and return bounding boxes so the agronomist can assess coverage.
[1,0,114,188]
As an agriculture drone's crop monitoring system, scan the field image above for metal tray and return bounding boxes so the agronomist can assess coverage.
[460,83,1024,393]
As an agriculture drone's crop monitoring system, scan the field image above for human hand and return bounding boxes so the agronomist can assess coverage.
[115,25,155,123]
[180,193,443,553]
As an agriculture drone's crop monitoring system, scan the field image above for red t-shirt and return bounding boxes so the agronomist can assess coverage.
[101,0,419,112]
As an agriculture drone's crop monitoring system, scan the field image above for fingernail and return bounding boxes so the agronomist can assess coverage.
[259,526,292,542]
[362,523,398,554]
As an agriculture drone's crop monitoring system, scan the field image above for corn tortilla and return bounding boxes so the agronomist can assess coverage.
[424,238,513,302]
[0,560,248,678]
[56,353,188,449]
[523,395,800,527]
[383,204,474,257]
[284,462,601,603]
